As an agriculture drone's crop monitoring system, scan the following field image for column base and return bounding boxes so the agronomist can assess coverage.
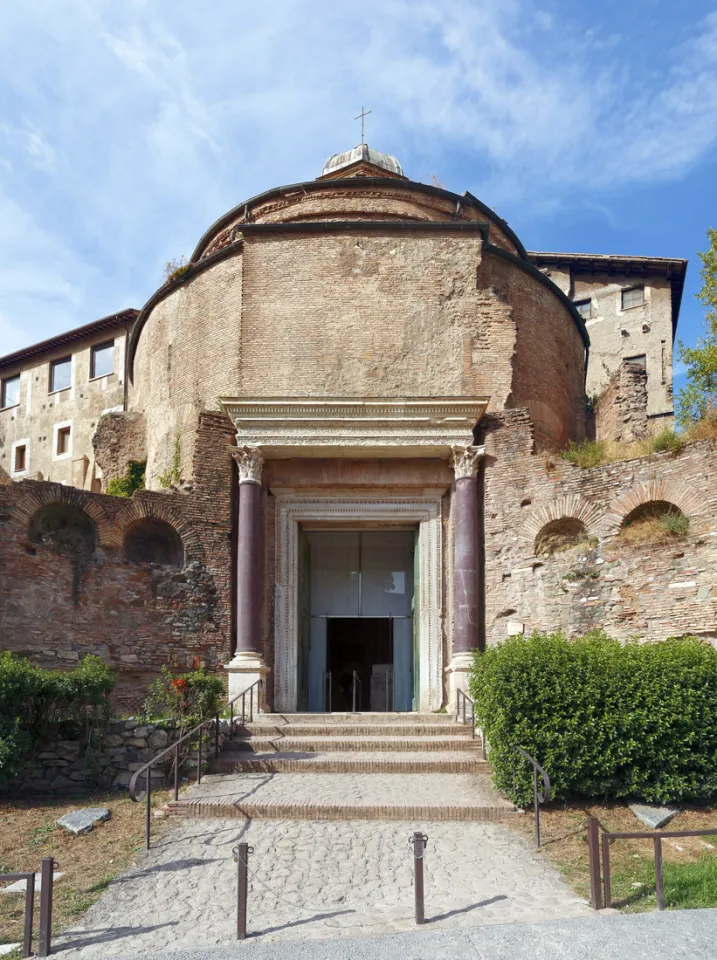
[224,651,270,711]
[445,650,476,715]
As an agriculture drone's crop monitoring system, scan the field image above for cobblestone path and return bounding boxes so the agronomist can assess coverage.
[55,813,590,956]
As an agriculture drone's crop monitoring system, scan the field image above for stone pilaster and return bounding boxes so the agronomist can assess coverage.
[447,444,484,711]
[224,446,269,704]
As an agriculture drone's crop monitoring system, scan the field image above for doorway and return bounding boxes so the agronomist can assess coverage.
[299,529,416,712]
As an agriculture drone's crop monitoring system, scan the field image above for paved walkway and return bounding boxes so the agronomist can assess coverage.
[78,910,717,960]
[55,813,590,957]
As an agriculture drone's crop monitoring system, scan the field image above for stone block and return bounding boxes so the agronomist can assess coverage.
[57,807,111,834]
[126,738,148,748]
[148,729,169,749]
[629,804,679,830]
[103,734,124,748]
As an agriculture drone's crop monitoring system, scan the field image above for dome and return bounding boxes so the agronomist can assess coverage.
[321,143,404,178]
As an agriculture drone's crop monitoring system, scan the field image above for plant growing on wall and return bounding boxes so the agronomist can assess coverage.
[163,256,191,284]
[677,227,717,428]
[106,459,146,498]
[158,436,181,488]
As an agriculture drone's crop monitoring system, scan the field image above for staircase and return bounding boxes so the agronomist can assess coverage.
[165,713,515,823]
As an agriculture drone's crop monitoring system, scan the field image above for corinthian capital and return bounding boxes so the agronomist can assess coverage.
[232,445,264,485]
[451,444,484,480]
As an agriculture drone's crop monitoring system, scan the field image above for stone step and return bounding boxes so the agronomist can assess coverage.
[234,723,474,738]
[210,750,491,774]
[246,712,463,724]
[165,772,514,823]
[222,735,483,754]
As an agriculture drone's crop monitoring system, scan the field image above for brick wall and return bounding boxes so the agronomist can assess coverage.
[480,411,717,646]
[92,411,147,490]
[0,411,235,709]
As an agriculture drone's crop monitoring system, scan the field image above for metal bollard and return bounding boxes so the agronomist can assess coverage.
[38,857,55,957]
[233,843,254,940]
[409,832,428,924]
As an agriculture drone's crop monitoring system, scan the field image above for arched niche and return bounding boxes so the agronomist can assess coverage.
[535,517,589,556]
[123,517,184,567]
[28,503,97,556]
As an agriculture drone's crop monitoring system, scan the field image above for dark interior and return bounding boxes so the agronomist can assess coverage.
[326,618,392,711]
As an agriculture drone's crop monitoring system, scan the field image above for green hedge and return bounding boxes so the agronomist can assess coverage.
[0,652,115,784]
[469,632,717,807]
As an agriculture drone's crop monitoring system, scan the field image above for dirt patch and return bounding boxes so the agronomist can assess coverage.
[0,790,175,949]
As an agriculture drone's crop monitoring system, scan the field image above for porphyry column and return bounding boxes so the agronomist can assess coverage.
[225,446,269,704]
[447,444,484,711]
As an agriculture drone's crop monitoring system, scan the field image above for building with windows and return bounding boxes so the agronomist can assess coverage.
[3,146,712,714]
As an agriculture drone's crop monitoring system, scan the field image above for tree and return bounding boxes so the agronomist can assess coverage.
[677,227,717,427]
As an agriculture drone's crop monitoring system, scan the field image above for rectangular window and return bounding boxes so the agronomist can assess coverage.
[624,354,647,369]
[1,374,20,408]
[14,443,26,473]
[56,426,71,456]
[574,299,591,318]
[621,286,644,310]
[91,340,115,378]
[50,357,72,392]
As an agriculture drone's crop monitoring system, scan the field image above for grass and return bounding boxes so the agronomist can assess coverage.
[560,428,686,470]
[618,505,690,546]
[502,802,717,912]
[0,789,175,950]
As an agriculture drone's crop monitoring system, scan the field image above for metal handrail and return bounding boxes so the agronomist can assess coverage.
[352,670,362,712]
[0,871,35,957]
[514,746,551,848]
[129,678,262,848]
[455,689,488,759]
[322,671,332,713]
[588,818,717,911]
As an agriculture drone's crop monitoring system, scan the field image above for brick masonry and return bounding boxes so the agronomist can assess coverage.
[0,411,235,709]
[480,411,717,646]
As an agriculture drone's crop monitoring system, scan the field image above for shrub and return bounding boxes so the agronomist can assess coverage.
[650,428,685,456]
[469,632,717,807]
[0,653,115,784]
[106,459,146,498]
[142,667,224,735]
[163,256,191,284]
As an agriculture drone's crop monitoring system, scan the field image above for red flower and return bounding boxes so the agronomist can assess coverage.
[171,677,188,691]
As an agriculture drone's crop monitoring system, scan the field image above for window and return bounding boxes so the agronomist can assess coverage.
[50,357,72,392]
[1,374,20,408]
[624,354,647,369]
[56,426,71,456]
[621,286,644,310]
[574,299,591,318]
[14,444,26,473]
[91,340,114,378]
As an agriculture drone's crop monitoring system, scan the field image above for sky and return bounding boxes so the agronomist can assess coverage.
[1,0,716,397]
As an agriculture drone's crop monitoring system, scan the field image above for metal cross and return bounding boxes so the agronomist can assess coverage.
[354,105,372,145]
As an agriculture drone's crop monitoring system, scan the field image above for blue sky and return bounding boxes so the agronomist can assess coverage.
[1,0,716,397]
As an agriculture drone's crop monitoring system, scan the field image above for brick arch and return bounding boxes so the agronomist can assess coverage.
[112,497,204,562]
[522,494,603,548]
[603,479,704,536]
[11,482,114,548]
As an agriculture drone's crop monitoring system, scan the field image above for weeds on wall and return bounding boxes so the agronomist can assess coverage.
[560,427,686,469]
[106,459,146,498]
[163,256,191,284]
[618,505,690,546]
[158,436,182,488]
[470,632,717,808]
[0,653,115,785]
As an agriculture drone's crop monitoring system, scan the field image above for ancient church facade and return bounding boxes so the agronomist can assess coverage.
[3,145,715,712]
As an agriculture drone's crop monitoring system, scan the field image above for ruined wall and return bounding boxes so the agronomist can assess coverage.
[481,411,717,646]
[92,411,147,491]
[0,411,235,709]
[595,362,649,444]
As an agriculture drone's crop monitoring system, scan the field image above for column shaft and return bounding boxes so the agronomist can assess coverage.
[236,479,261,655]
[453,474,479,654]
